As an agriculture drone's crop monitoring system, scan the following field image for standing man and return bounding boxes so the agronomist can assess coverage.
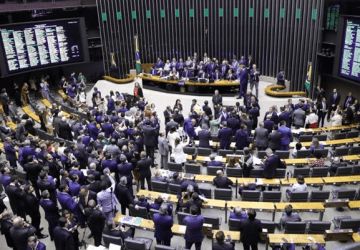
[278,121,293,150]
[153,203,174,246]
[97,175,119,222]
[10,216,37,250]
[238,64,248,99]
[0,88,9,115]
[5,176,26,219]
[53,217,76,250]
[163,106,172,125]
[183,205,204,250]
[238,209,262,250]
[218,122,233,150]
[277,69,285,86]
[4,137,18,169]
[254,122,268,151]
[84,200,106,247]
[250,64,260,99]
[327,88,341,121]
[143,120,158,167]
[317,97,328,127]
[137,151,152,190]
[115,176,135,215]
[39,190,60,241]
[158,132,169,169]
[212,90,223,115]
[262,148,281,181]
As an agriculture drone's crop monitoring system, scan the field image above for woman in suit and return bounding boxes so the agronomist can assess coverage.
[153,204,174,246]
[133,82,143,101]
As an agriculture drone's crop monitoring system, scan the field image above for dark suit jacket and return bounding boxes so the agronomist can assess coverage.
[218,127,233,149]
[78,190,97,211]
[5,184,25,210]
[235,129,250,150]
[115,184,134,208]
[53,226,76,250]
[212,94,223,106]
[88,181,102,193]
[10,225,37,250]
[153,213,174,240]
[1,219,14,247]
[58,121,73,140]
[23,162,43,183]
[24,193,40,216]
[39,198,60,224]
[329,93,341,106]
[213,176,233,189]
[137,158,152,177]
[84,207,106,232]
[198,129,211,148]
[264,120,275,134]
[268,131,282,151]
[202,105,212,117]
[263,154,280,178]
[213,242,235,250]
[238,218,262,245]
[143,125,157,147]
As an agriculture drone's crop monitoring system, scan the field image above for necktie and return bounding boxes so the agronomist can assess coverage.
[222,67,225,74]
[323,103,325,110]
[85,195,88,205]
[346,98,350,107]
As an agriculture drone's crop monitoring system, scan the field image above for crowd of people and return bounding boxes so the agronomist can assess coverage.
[0,67,357,250]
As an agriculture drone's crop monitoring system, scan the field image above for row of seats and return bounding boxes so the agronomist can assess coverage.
[297,131,359,142]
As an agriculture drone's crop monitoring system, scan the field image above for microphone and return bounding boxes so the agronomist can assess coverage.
[286,172,290,182]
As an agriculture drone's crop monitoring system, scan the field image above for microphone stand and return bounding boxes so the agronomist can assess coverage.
[110,187,115,217]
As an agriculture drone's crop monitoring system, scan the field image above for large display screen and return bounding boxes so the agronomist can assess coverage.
[0,18,89,76]
[339,18,360,82]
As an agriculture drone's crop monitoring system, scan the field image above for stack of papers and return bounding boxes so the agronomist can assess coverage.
[121,216,134,224]
[132,217,143,226]
[178,225,186,233]
[253,157,263,165]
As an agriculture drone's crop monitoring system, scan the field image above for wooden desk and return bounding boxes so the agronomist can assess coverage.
[284,158,315,165]
[305,128,324,133]
[323,175,360,185]
[213,230,240,241]
[138,74,240,86]
[326,138,356,146]
[22,106,40,123]
[236,178,281,186]
[275,202,325,221]
[227,201,275,211]
[352,232,360,242]
[342,155,360,161]
[186,154,227,163]
[136,189,226,209]
[268,234,325,245]
[280,177,324,186]
[348,201,360,210]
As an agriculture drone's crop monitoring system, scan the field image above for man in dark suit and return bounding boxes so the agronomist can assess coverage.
[218,122,233,150]
[235,124,250,150]
[53,217,76,250]
[227,114,240,136]
[115,176,135,215]
[238,64,248,98]
[163,106,173,125]
[153,203,174,246]
[279,107,291,128]
[58,117,73,141]
[78,186,97,213]
[87,175,102,193]
[249,64,260,98]
[211,68,223,81]
[212,90,223,114]
[143,120,158,167]
[1,210,14,248]
[263,115,275,134]
[276,69,285,86]
[24,185,48,239]
[87,163,101,181]
[15,120,26,142]
[5,175,26,219]
[23,155,43,199]
[238,209,262,250]
[84,200,106,246]
[343,91,354,109]
[254,123,268,151]
[327,88,341,121]
[27,235,46,250]
[137,151,152,190]
[262,148,280,179]
[268,125,282,152]
[202,100,213,117]
[165,116,179,137]
[10,216,37,250]
[198,125,211,148]
[39,190,60,241]
[173,109,185,126]
[103,220,135,242]
[4,137,17,168]
[317,97,328,127]
[183,205,204,250]
[248,103,260,130]
[213,170,233,189]
[213,230,235,250]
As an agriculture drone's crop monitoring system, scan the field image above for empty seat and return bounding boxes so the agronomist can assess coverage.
[314,149,329,158]
[250,169,263,178]
[332,147,350,157]
[275,151,290,159]
[332,189,356,200]
[346,131,359,139]
[184,163,201,174]
[333,133,347,140]
[214,188,232,200]
[308,221,331,234]
[228,218,241,231]
[218,149,234,156]
[293,168,311,177]
[168,162,183,172]
[296,150,312,158]
[197,147,212,156]
[309,190,330,202]
[103,234,123,248]
[155,245,176,250]
[350,146,360,155]
[183,147,196,155]
[199,187,212,199]
[226,168,243,177]
[257,151,266,159]
[275,169,286,178]
[204,215,221,230]
[151,181,168,193]
[312,167,329,177]
[284,221,307,234]
[333,216,360,232]
[207,166,223,175]
[262,191,282,202]
[352,165,360,175]
[129,204,148,219]
[299,135,313,142]
[168,183,180,195]
[125,238,153,250]
[177,212,190,225]
[333,215,352,228]
[235,150,244,155]
[241,190,261,201]
[261,220,276,233]
[334,166,353,176]
[288,191,309,202]
[314,134,327,141]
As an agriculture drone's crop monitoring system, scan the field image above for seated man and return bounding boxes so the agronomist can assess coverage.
[212,230,235,250]
[213,170,233,189]
[103,220,135,242]
[179,192,203,214]
[207,154,223,167]
[134,195,150,211]
[330,157,347,176]
[238,181,257,196]
[279,205,301,229]
[151,169,168,183]
[169,172,183,185]
[229,206,248,220]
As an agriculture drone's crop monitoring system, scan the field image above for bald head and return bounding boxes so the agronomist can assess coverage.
[13,217,23,228]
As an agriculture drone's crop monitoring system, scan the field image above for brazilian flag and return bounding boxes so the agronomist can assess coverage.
[305,62,312,92]
[135,36,141,73]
